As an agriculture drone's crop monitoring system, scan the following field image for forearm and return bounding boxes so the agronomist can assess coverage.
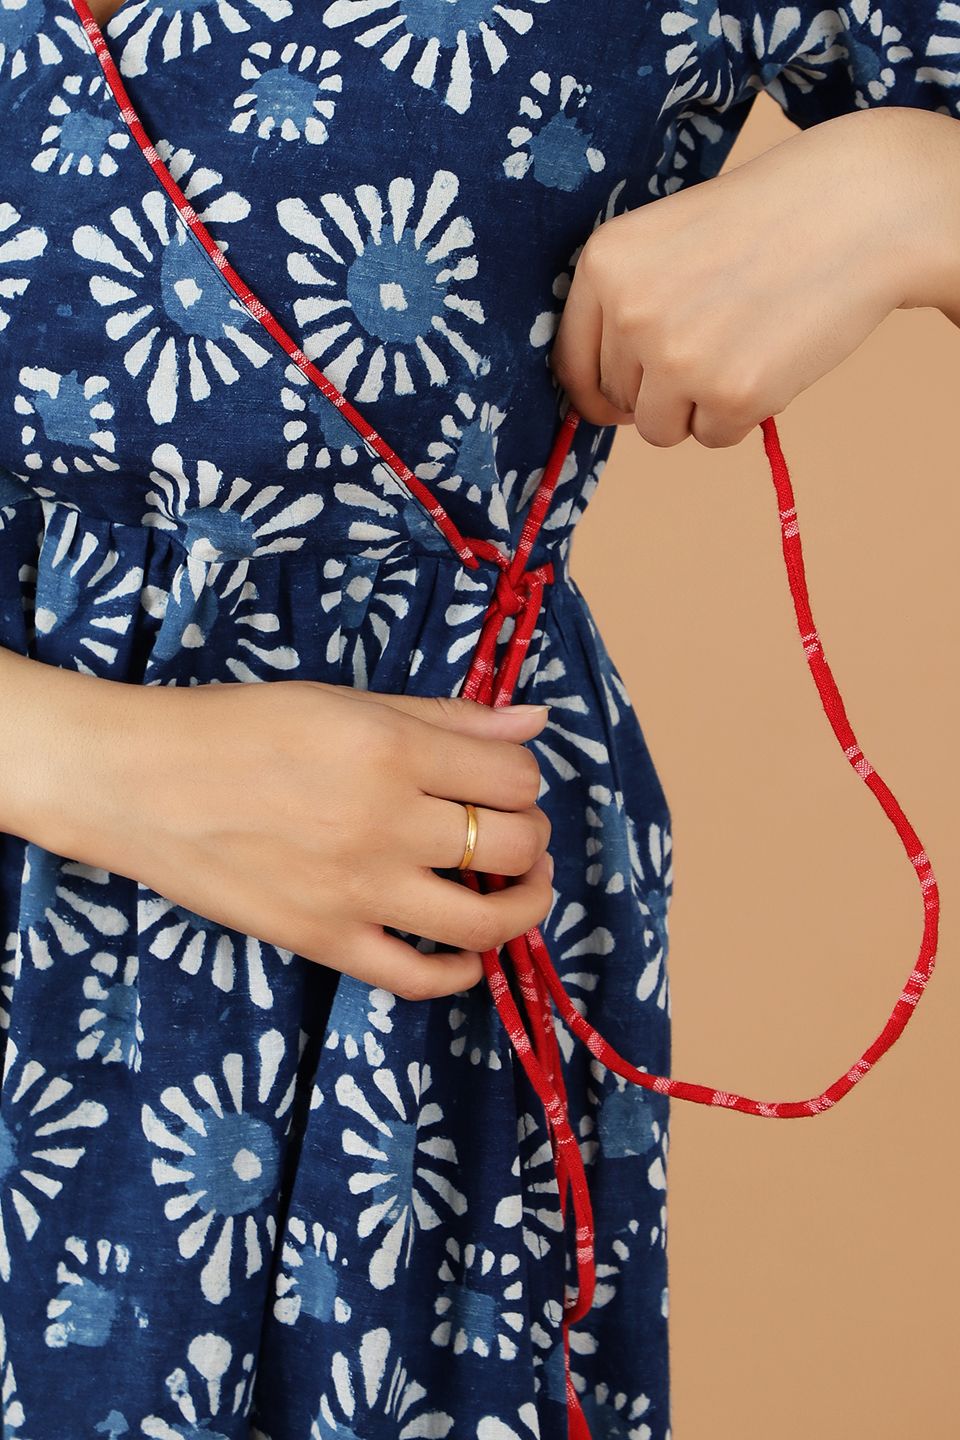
[0,645,141,861]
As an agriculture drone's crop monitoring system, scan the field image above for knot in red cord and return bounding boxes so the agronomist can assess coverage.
[469,535,555,614]
[493,567,526,618]
[492,558,555,619]
[460,536,556,708]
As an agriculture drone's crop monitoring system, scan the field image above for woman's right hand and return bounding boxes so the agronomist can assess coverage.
[0,652,554,1001]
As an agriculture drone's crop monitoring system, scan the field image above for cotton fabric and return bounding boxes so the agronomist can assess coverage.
[0,2,954,1436]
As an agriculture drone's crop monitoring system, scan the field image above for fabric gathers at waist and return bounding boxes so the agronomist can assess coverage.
[0,451,573,580]
[0,484,577,698]
[0,471,572,581]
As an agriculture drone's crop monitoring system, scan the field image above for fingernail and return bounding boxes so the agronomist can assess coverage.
[503,703,549,715]
[546,851,555,879]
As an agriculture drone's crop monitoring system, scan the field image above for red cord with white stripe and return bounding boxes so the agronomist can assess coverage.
[73,6,942,1434]
[454,405,940,1436]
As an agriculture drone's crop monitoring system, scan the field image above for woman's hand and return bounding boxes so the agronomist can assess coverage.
[0,650,554,1002]
[550,105,960,449]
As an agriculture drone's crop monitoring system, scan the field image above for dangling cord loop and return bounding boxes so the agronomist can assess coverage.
[462,406,941,1120]
[457,404,941,1439]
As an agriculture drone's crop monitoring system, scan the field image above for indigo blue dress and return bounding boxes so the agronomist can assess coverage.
[0,2,954,1436]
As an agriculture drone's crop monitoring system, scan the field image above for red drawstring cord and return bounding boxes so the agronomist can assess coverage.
[454,402,940,1438]
[73,9,942,1428]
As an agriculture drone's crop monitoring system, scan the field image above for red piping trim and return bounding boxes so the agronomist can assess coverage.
[70,0,481,568]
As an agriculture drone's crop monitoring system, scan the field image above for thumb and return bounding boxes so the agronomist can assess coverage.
[347,690,550,739]
[549,240,636,428]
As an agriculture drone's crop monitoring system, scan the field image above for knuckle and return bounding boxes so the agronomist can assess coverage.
[517,748,543,806]
[433,696,472,726]
[460,902,504,957]
[534,872,555,925]
[581,224,629,296]
[617,294,653,337]
[702,373,758,417]
[657,340,697,379]
[598,376,631,413]
[394,970,433,1004]
[506,819,543,875]
[549,344,576,392]
[578,228,610,285]
[637,425,678,450]
[691,408,754,450]
[691,424,728,450]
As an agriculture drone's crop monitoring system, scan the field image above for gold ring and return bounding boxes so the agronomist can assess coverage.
[457,802,479,871]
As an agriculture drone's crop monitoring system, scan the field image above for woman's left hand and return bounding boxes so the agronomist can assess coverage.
[549,105,960,449]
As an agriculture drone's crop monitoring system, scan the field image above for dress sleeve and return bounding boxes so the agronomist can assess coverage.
[721,2,960,128]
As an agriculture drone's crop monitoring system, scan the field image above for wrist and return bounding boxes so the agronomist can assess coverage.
[0,650,147,868]
[861,105,960,319]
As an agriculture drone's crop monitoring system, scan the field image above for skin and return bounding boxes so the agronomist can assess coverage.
[8,0,955,1003]
[0,651,555,1002]
[89,0,129,22]
[551,104,960,447]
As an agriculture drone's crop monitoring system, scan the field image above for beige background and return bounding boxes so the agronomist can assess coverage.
[570,95,959,1437]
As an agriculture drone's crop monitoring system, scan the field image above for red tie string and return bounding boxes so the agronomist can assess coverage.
[454,401,940,1439]
[72,10,942,1430]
